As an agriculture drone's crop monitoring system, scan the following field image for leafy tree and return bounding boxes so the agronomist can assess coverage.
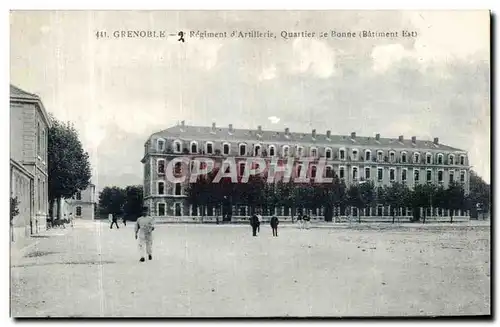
[98,186,126,217]
[469,170,491,218]
[384,182,412,223]
[123,185,144,221]
[347,181,375,223]
[48,115,92,220]
[444,181,466,223]
[412,184,437,224]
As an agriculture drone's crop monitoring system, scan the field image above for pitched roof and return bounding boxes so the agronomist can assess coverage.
[10,84,40,100]
[150,124,464,152]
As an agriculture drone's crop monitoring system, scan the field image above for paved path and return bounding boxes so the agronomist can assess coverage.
[11,221,490,317]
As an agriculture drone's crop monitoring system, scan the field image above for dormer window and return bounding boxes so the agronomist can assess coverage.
[310,147,318,158]
[157,138,165,151]
[223,142,230,155]
[254,144,262,156]
[389,151,395,163]
[205,142,214,155]
[239,143,247,156]
[352,149,359,161]
[173,140,182,153]
[401,152,407,163]
[389,168,395,181]
[352,167,358,180]
[282,145,290,157]
[449,154,455,165]
[414,152,420,163]
[339,149,346,160]
[325,148,332,159]
[365,150,371,161]
[437,153,443,165]
[190,141,198,154]
[269,145,276,157]
[426,153,432,164]
[460,155,465,165]
[377,150,383,162]
[296,146,304,157]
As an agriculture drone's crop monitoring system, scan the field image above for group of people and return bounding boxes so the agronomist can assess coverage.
[296,214,312,229]
[249,213,280,237]
[108,213,128,229]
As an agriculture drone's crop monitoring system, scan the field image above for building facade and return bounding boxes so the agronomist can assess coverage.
[66,184,97,220]
[141,121,471,219]
[10,85,51,240]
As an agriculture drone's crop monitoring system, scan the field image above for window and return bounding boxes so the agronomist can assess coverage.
[460,155,465,165]
[414,169,420,183]
[390,168,395,181]
[311,165,317,179]
[352,149,358,161]
[352,167,358,180]
[175,183,182,196]
[402,169,407,182]
[239,162,246,176]
[449,170,455,183]
[340,149,346,160]
[339,167,345,179]
[41,130,45,159]
[449,154,455,165]
[460,171,466,182]
[157,159,165,174]
[296,146,304,157]
[76,206,82,217]
[76,192,82,200]
[174,140,182,153]
[310,147,318,158]
[401,152,407,163]
[297,164,303,177]
[175,203,182,216]
[157,139,165,151]
[365,167,371,179]
[254,144,261,156]
[223,143,230,155]
[37,122,41,156]
[437,154,443,165]
[377,168,383,181]
[239,144,247,156]
[158,182,165,195]
[389,151,395,162]
[414,153,420,163]
[190,141,198,154]
[269,145,276,157]
[206,142,213,154]
[426,170,432,182]
[377,151,383,162]
[326,166,334,178]
[174,162,182,175]
[325,148,332,159]
[426,153,432,164]
[282,145,290,157]
[158,203,166,216]
[365,150,371,161]
[438,170,443,182]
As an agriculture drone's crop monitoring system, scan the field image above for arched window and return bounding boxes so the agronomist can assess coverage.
[239,143,247,156]
[310,147,318,158]
[339,148,346,160]
[296,146,304,157]
[389,151,395,163]
[401,151,407,163]
[460,155,466,165]
[377,150,383,162]
[282,145,290,157]
[437,153,444,165]
[365,150,371,161]
[325,147,332,159]
[268,145,276,157]
[325,165,334,178]
[76,206,82,217]
[254,144,262,156]
[414,152,420,163]
[449,154,455,165]
[352,149,359,161]
[426,153,432,164]
[157,138,165,151]
[205,142,214,155]
[158,181,165,195]
[223,142,230,155]
[173,140,182,153]
[190,141,198,154]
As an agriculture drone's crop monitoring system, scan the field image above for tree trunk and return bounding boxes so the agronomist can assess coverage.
[49,198,55,219]
[450,212,453,224]
[358,208,361,223]
[56,197,62,221]
[423,208,426,224]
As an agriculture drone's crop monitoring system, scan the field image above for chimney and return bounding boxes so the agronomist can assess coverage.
[285,127,290,135]
[228,124,233,133]
[181,120,185,127]
[411,136,416,144]
[312,129,316,139]
[326,130,331,139]
[211,122,216,133]
[257,125,262,133]
[351,132,356,139]
[375,133,380,141]
[398,135,404,142]
[434,137,439,145]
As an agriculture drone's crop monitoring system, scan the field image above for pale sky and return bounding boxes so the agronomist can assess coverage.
[10,10,490,189]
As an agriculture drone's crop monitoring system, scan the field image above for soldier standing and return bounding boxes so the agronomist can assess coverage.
[250,213,259,236]
[135,207,155,262]
[270,215,279,237]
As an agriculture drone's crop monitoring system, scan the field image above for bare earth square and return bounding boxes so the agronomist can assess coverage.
[11,221,490,317]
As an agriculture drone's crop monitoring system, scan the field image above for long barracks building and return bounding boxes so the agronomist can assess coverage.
[141,121,471,220]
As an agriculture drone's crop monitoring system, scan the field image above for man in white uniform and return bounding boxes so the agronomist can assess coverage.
[135,207,155,262]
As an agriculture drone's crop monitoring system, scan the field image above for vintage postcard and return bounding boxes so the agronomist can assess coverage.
[9,10,490,318]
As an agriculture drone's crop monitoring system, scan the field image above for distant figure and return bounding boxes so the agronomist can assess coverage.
[135,207,155,262]
[303,214,311,229]
[69,213,74,228]
[270,215,279,237]
[122,217,127,226]
[297,214,303,229]
[257,213,263,232]
[250,214,260,236]
[109,213,119,229]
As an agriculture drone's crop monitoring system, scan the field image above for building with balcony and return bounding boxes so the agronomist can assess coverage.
[10,85,52,241]
[141,121,471,220]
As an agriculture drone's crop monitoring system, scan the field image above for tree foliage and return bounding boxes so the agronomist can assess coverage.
[123,185,144,221]
[98,186,126,217]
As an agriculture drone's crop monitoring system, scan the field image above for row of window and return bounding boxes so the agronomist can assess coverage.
[155,139,467,165]
[157,182,183,196]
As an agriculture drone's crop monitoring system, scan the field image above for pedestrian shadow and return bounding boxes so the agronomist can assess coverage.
[11,260,116,268]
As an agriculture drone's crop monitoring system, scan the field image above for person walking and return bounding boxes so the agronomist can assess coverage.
[257,213,262,233]
[303,214,311,230]
[109,213,119,229]
[135,207,155,262]
[270,215,279,237]
[250,213,259,237]
[297,214,303,229]
[122,216,127,227]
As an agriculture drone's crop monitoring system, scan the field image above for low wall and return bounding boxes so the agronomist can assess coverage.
[153,215,470,224]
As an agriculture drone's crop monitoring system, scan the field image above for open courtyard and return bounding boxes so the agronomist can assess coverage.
[11,220,490,317]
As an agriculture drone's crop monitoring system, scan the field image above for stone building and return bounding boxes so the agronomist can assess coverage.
[10,85,51,240]
[141,121,471,219]
[54,184,97,221]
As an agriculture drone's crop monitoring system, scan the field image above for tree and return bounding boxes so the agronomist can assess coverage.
[10,197,19,242]
[469,170,491,218]
[123,185,144,221]
[48,115,92,220]
[412,184,437,224]
[98,186,126,217]
[384,182,412,223]
[347,181,375,223]
[444,182,466,224]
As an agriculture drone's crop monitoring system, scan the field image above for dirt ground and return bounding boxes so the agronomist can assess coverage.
[11,221,490,317]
